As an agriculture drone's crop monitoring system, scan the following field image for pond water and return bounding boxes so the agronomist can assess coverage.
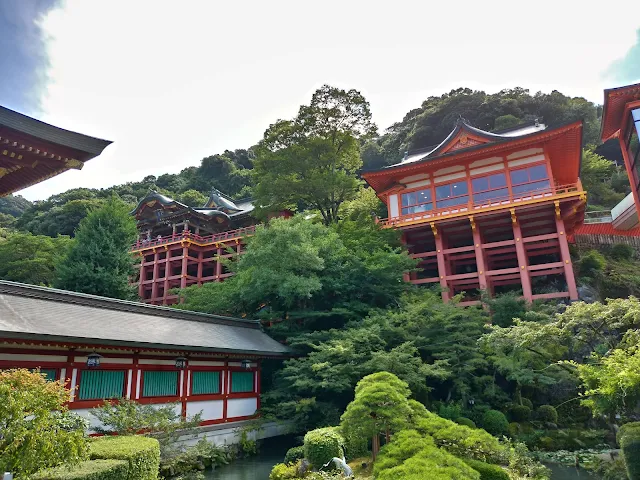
[545,463,602,480]
[205,435,296,480]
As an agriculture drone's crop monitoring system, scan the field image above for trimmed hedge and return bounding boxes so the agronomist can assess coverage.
[464,459,510,480]
[283,445,305,464]
[481,410,509,437]
[536,405,558,424]
[620,423,640,480]
[303,427,345,469]
[32,460,129,480]
[455,417,476,428]
[90,436,160,480]
[509,405,531,422]
[520,398,533,409]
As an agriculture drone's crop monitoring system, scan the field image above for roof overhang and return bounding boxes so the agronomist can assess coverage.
[601,82,640,142]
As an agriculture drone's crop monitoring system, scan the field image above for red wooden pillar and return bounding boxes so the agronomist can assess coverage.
[236,239,242,255]
[512,212,532,302]
[471,218,487,292]
[151,252,160,301]
[196,251,203,285]
[619,135,640,218]
[215,245,222,281]
[556,215,579,300]
[138,261,146,299]
[131,353,139,400]
[180,359,189,419]
[433,224,449,302]
[180,245,188,289]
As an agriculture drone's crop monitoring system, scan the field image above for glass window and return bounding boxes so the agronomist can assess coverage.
[472,173,508,202]
[632,108,640,122]
[142,371,178,397]
[78,370,125,400]
[435,181,468,208]
[510,164,550,194]
[401,188,433,215]
[231,371,254,393]
[192,371,221,395]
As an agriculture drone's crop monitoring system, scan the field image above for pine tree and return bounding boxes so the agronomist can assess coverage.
[55,197,138,299]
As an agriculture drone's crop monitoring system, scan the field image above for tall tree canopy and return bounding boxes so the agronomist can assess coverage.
[55,197,138,299]
[253,85,377,224]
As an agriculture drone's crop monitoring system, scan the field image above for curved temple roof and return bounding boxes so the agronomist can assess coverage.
[0,280,290,357]
[601,82,640,142]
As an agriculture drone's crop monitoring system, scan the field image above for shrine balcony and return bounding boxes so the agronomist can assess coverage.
[131,225,257,252]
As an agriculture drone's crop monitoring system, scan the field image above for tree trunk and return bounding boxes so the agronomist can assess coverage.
[372,433,380,461]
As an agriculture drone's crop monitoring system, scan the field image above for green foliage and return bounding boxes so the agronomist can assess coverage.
[32,459,130,480]
[486,292,527,328]
[438,403,462,420]
[55,197,138,299]
[620,425,640,480]
[283,445,305,464]
[520,398,533,409]
[373,430,480,480]
[0,193,31,217]
[89,436,160,480]
[303,427,345,468]
[158,438,230,479]
[0,231,73,285]
[253,85,376,224]
[610,243,635,261]
[463,459,510,480]
[0,369,89,477]
[268,461,300,480]
[580,149,628,209]
[509,405,531,422]
[176,189,208,207]
[536,405,558,424]
[480,411,509,437]
[578,250,607,278]
[90,398,202,459]
[239,430,257,455]
[455,417,476,428]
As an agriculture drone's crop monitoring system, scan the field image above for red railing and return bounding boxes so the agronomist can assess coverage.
[380,183,583,227]
[131,225,258,251]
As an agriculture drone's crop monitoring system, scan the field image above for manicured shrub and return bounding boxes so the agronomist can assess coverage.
[536,405,558,424]
[508,422,521,437]
[520,398,533,409]
[303,427,345,469]
[620,423,640,480]
[578,250,606,277]
[455,417,476,428]
[481,410,509,437]
[610,243,634,261]
[464,458,510,480]
[509,405,531,422]
[283,445,305,464]
[90,436,160,480]
[269,461,299,480]
[32,460,129,480]
[438,402,462,420]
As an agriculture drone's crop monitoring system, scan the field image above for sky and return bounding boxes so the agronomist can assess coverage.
[1,0,640,201]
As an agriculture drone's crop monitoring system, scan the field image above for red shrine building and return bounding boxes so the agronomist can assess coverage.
[131,190,260,305]
[363,119,585,304]
[0,105,289,434]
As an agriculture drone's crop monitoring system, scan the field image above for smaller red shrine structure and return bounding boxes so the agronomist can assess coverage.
[363,119,585,304]
[131,190,260,305]
[0,105,111,197]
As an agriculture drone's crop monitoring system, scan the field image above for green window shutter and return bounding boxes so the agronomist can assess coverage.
[143,371,178,397]
[231,371,254,393]
[192,371,221,395]
[28,368,57,381]
[79,370,125,400]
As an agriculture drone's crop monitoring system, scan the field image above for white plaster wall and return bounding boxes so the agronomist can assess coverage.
[186,400,223,420]
[388,194,399,218]
[508,154,545,168]
[73,408,105,434]
[175,421,294,448]
[507,148,543,160]
[227,397,258,418]
[0,353,67,362]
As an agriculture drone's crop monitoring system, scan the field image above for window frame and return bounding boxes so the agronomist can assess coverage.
[471,172,509,203]
[434,180,469,209]
[400,187,433,216]
[509,163,551,195]
[628,109,640,195]
[190,369,223,397]
[77,368,127,401]
[140,368,180,399]
[229,370,256,394]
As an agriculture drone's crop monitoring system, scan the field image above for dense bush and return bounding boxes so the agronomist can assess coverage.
[437,403,462,420]
[481,410,509,437]
[455,417,476,428]
[32,459,130,480]
[373,430,480,480]
[303,427,345,468]
[283,445,305,464]
[90,436,160,480]
[509,405,531,422]
[578,250,607,277]
[620,422,640,479]
[269,461,300,480]
[536,405,558,424]
[520,398,533,409]
[464,458,510,480]
[610,243,634,261]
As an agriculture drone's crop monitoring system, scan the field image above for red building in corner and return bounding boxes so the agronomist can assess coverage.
[363,119,585,304]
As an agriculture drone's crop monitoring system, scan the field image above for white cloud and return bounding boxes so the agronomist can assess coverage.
[18,0,640,200]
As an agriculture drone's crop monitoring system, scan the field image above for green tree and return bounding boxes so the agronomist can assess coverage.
[0,369,88,477]
[55,197,138,299]
[177,189,208,207]
[0,232,73,286]
[253,85,376,225]
[580,149,628,210]
[341,372,412,459]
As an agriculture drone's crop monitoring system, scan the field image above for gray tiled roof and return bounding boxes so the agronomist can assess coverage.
[0,106,112,156]
[0,281,289,357]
